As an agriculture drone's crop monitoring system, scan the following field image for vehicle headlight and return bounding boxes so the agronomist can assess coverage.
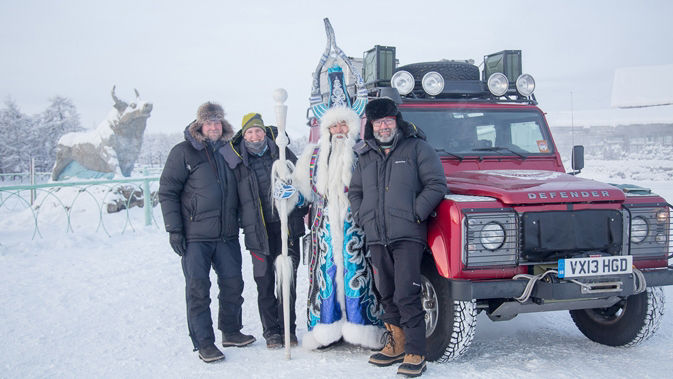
[463,212,517,268]
[656,209,668,223]
[422,71,444,96]
[391,70,415,95]
[515,74,535,96]
[480,222,506,250]
[487,73,509,96]
[630,216,649,243]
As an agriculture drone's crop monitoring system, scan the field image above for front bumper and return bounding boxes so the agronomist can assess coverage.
[448,267,673,302]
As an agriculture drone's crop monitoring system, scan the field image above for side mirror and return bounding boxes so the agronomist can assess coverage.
[570,145,584,175]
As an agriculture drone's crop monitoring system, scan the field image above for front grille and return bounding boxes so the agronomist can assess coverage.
[519,209,624,263]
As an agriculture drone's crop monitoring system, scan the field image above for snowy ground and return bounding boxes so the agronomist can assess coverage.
[1,160,673,378]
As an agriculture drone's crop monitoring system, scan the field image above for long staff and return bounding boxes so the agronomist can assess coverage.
[271,88,293,359]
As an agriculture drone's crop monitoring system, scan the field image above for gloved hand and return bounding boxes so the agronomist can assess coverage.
[273,180,297,200]
[169,232,187,256]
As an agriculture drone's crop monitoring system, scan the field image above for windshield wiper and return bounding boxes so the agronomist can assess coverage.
[472,146,527,159]
[435,148,463,161]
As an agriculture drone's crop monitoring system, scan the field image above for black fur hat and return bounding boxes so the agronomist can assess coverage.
[365,97,399,121]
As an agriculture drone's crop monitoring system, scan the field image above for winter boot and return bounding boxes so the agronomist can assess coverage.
[266,333,283,349]
[368,323,406,366]
[198,343,225,363]
[284,333,299,347]
[221,331,256,347]
[397,354,427,377]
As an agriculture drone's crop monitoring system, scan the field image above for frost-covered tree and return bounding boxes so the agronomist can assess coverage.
[136,132,182,168]
[0,96,83,174]
[35,96,83,171]
[0,98,33,174]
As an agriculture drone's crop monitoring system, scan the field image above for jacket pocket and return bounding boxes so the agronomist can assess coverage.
[359,209,379,243]
[194,209,220,222]
[387,206,422,240]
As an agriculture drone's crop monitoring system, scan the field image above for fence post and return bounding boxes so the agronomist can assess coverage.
[30,157,36,205]
[143,167,152,226]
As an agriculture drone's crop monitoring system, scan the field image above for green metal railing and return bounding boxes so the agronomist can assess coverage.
[0,174,160,239]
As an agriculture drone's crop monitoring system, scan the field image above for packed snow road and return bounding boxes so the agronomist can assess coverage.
[1,173,672,378]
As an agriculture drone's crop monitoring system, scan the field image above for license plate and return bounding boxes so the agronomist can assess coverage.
[558,256,633,278]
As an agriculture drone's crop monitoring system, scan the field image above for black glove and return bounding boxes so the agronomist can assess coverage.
[169,232,187,256]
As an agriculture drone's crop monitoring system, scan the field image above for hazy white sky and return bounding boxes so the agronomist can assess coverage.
[1,0,672,138]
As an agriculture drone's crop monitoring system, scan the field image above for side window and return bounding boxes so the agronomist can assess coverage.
[511,122,545,152]
[475,124,495,148]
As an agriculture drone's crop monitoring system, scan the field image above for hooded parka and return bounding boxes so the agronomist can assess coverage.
[159,119,238,241]
[349,113,447,246]
[221,125,306,255]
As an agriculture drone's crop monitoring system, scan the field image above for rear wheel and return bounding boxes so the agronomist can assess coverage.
[421,259,477,362]
[569,287,665,346]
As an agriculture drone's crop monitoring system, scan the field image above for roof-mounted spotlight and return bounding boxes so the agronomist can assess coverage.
[422,71,444,96]
[487,73,509,96]
[515,74,535,96]
[391,70,414,95]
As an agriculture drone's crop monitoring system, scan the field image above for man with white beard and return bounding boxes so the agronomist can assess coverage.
[287,105,384,350]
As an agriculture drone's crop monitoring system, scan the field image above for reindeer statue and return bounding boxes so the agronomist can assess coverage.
[51,86,153,181]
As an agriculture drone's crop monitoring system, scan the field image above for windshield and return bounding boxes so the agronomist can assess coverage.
[400,108,554,158]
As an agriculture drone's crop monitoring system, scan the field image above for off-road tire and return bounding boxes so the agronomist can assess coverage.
[421,258,477,362]
[569,287,665,346]
[396,61,480,81]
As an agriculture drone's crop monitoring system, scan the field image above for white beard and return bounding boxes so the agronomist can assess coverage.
[317,135,354,226]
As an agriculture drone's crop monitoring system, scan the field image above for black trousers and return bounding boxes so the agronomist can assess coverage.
[181,239,244,350]
[369,240,425,356]
[250,225,300,339]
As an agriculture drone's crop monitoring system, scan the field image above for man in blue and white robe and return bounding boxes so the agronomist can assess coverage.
[293,106,384,349]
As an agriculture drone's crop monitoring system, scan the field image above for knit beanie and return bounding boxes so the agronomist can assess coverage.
[241,112,265,134]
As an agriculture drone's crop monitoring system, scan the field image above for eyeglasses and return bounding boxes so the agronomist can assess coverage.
[372,117,396,128]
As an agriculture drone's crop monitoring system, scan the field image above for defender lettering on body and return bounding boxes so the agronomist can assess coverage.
[528,190,611,200]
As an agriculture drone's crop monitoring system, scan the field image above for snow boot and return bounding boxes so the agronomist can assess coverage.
[284,333,298,347]
[198,343,225,363]
[397,354,427,377]
[266,333,283,349]
[368,323,405,366]
[221,331,256,347]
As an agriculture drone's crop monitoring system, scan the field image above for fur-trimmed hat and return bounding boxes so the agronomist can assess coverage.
[197,102,225,126]
[319,106,361,141]
[364,97,399,121]
[188,101,234,143]
[241,112,265,134]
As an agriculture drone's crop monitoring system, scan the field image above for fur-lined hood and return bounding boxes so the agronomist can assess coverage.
[184,118,234,150]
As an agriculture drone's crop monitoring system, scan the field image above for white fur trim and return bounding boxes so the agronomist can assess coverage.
[342,322,385,349]
[302,320,385,350]
[293,143,318,201]
[318,106,361,141]
[302,319,344,350]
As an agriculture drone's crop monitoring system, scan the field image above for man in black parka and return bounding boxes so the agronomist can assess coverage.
[349,98,447,377]
[222,113,306,349]
[159,102,255,363]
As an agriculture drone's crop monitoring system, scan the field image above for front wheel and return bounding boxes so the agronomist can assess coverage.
[569,287,665,346]
[421,259,477,362]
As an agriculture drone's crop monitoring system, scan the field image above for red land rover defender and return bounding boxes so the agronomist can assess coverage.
[308,47,673,362]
